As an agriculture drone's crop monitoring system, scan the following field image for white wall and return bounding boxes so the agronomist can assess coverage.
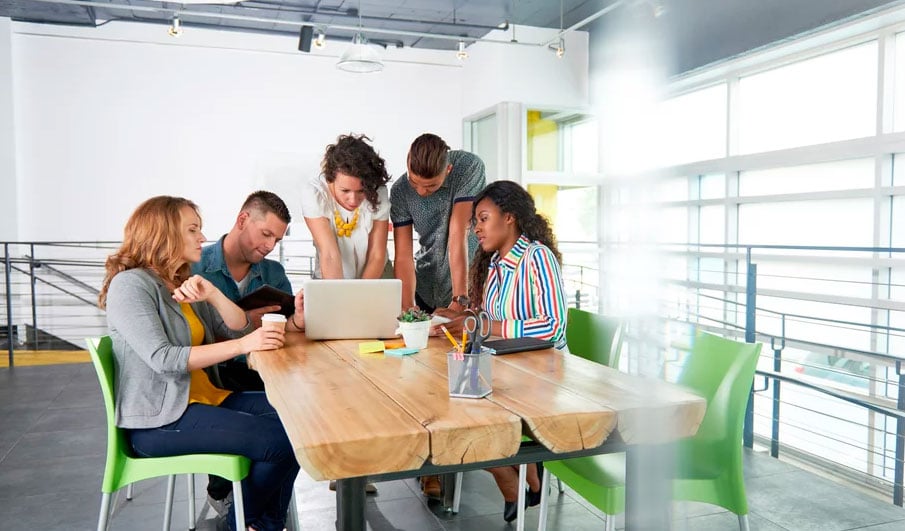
[0,18,16,241]
[7,19,588,241]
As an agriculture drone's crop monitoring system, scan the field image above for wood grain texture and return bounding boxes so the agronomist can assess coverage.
[497,350,707,445]
[249,334,429,480]
[412,339,617,453]
[327,340,522,465]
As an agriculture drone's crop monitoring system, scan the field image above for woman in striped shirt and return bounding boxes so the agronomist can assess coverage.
[468,180,567,521]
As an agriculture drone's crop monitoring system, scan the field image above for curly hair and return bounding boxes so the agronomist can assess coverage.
[321,134,390,211]
[467,181,562,304]
[98,196,199,309]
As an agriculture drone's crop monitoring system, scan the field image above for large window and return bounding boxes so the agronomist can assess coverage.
[738,42,878,154]
[657,84,728,166]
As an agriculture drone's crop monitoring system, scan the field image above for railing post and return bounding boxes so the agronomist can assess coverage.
[770,323,785,459]
[895,361,905,506]
[744,250,757,449]
[29,243,37,344]
[4,243,13,367]
[575,289,582,310]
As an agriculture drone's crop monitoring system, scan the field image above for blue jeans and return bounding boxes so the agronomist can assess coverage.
[129,392,299,531]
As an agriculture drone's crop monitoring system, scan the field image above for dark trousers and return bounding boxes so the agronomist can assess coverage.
[129,392,299,531]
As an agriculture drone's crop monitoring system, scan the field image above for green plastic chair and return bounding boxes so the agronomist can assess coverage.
[542,330,762,531]
[565,308,623,368]
[87,336,251,531]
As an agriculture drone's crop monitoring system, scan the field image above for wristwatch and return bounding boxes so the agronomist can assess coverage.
[451,295,470,308]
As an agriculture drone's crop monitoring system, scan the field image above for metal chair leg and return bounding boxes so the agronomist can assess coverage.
[96,492,112,531]
[126,483,134,500]
[233,480,246,531]
[516,464,527,531]
[556,477,564,494]
[187,474,196,531]
[452,472,463,514]
[738,514,750,531]
[286,491,300,531]
[163,475,175,531]
[537,466,551,531]
[604,513,615,531]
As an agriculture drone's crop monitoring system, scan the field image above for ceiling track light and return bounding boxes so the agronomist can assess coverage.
[168,14,181,37]
[336,0,384,73]
[556,37,565,58]
[456,40,468,60]
[314,28,326,48]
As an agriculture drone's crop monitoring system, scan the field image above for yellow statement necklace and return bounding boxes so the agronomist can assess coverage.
[333,208,359,237]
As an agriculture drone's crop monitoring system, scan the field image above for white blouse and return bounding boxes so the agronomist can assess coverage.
[300,174,390,279]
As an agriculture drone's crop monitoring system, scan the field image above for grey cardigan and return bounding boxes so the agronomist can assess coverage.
[105,268,252,429]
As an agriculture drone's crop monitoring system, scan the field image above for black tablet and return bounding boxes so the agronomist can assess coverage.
[484,337,555,355]
[236,285,295,317]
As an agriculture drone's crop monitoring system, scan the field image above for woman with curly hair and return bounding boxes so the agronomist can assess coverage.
[98,196,299,531]
[435,180,566,521]
[300,133,392,279]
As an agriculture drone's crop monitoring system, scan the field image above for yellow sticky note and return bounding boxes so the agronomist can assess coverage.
[358,341,385,354]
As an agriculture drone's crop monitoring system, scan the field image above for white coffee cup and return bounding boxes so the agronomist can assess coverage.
[261,313,287,332]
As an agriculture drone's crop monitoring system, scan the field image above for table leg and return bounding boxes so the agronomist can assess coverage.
[441,473,457,512]
[335,477,366,531]
[625,444,673,530]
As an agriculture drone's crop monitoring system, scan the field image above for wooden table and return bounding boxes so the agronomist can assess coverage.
[251,334,706,530]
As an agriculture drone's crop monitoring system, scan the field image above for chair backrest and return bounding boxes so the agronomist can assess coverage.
[680,331,762,445]
[565,308,623,368]
[86,336,131,492]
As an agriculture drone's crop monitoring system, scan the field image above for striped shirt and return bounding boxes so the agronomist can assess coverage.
[482,234,567,349]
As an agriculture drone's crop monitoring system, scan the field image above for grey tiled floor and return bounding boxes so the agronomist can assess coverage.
[2,362,905,530]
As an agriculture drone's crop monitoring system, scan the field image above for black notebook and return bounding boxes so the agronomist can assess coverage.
[236,285,295,317]
[484,337,555,355]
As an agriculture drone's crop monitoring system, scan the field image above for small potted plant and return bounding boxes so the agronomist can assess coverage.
[396,307,432,349]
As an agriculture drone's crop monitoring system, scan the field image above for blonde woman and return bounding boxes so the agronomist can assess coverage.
[98,196,299,531]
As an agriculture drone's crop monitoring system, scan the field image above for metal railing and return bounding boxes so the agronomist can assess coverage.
[645,243,905,506]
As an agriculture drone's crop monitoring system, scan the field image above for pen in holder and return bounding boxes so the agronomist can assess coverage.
[447,346,493,398]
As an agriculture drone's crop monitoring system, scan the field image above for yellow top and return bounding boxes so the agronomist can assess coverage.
[181,303,232,406]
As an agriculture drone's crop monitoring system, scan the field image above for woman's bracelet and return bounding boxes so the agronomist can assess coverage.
[290,312,303,330]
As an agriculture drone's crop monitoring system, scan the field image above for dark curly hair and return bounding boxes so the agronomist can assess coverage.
[467,181,562,304]
[321,134,390,211]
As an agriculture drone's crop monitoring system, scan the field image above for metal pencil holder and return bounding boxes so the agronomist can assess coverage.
[447,346,493,398]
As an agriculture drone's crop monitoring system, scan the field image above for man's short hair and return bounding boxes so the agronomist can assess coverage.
[241,191,291,224]
[407,133,450,179]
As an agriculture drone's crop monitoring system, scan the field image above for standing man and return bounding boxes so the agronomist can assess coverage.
[391,133,486,316]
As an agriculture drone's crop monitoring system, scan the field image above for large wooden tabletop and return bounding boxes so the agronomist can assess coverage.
[250,334,706,482]
[252,333,705,480]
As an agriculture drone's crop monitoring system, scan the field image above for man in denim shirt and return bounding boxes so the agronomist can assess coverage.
[193,190,293,391]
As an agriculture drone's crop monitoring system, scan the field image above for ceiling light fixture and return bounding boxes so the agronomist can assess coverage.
[336,0,383,73]
[337,33,383,73]
[555,37,565,58]
[456,40,468,60]
[314,29,326,48]
[167,14,181,37]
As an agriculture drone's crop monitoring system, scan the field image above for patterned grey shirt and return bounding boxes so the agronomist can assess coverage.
[390,150,486,309]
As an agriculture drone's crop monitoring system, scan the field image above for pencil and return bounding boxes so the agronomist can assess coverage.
[440,325,460,350]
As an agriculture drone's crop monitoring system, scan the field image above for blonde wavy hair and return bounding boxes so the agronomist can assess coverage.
[98,196,200,309]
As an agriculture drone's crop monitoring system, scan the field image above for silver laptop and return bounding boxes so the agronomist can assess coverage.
[303,279,401,340]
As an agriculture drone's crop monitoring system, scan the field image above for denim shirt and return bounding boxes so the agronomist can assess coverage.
[192,235,293,302]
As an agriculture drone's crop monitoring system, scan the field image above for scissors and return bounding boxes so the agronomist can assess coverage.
[463,309,492,355]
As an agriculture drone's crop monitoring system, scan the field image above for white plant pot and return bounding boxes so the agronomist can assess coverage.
[396,320,431,350]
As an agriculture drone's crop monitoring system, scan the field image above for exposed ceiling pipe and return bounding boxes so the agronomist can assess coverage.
[542,0,627,47]
[26,0,540,47]
[241,1,510,33]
